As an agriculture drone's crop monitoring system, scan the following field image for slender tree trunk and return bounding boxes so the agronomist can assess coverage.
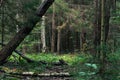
[1,1,5,47]
[57,30,61,53]
[66,30,70,52]
[99,0,111,79]
[99,0,105,75]
[57,21,68,53]
[81,29,87,52]
[0,0,54,64]
[100,0,105,48]
[75,32,80,52]
[93,0,112,79]
[94,0,101,56]
[104,0,111,43]
[41,0,46,53]
[51,3,56,52]
[41,16,46,53]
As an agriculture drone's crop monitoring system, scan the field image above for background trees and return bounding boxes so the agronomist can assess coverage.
[0,0,119,54]
[0,0,120,80]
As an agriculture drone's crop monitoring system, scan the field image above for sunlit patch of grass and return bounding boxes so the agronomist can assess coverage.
[6,53,92,79]
[25,53,91,65]
[7,53,92,72]
[8,53,92,66]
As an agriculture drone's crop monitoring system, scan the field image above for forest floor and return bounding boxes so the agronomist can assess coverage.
[0,62,72,80]
[0,53,87,80]
[0,52,120,80]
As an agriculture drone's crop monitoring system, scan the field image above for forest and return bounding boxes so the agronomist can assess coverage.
[0,0,120,80]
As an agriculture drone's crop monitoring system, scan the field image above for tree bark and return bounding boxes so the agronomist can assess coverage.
[1,0,5,47]
[0,0,54,64]
[41,0,46,53]
[81,29,87,52]
[57,30,61,53]
[51,3,56,52]
[41,16,46,53]
[93,0,101,55]
[104,0,111,43]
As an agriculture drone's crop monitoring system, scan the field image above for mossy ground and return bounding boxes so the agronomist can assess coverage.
[0,52,120,80]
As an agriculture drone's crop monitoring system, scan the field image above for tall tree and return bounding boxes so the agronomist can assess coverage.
[0,0,54,64]
[1,0,5,47]
[41,0,46,53]
[41,16,46,53]
[94,0,101,56]
[99,0,112,79]
[57,21,68,53]
[99,0,105,76]
[51,3,56,52]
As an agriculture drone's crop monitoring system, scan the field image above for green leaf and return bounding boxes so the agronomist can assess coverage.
[85,63,97,69]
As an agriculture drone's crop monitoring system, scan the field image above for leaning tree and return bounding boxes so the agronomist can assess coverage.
[0,0,54,64]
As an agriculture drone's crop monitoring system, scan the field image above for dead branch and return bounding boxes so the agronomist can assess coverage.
[10,72,72,77]
[0,42,68,66]
[0,42,35,63]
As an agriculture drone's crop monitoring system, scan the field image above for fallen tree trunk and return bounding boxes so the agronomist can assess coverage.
[0,42,35,63]
[10,72,72,77]
[0,41,68,65]
[1,70,72,78]
[14,50,35,63]
[1,70,72,77]
[0,0,54,65]
[0,42,68,65]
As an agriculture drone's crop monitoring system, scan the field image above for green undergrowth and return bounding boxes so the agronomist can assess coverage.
[5,53,91,73]
[0,53,91,80]
[26,53,91,65]
[1,51,120,80]
[9,53,91,66]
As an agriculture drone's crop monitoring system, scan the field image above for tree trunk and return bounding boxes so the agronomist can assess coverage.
[104,0,111,43]
[1,1,5,47]
[41,0,46,53]
[99,0,106,78]
[51,3,56,52]
[57,30,61,53]
[99,0,111,79]
[81,29,87,52]
[94,0,101,56]
[75,32,80,52]
[0,0,54,64]
[41,16,46,53]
